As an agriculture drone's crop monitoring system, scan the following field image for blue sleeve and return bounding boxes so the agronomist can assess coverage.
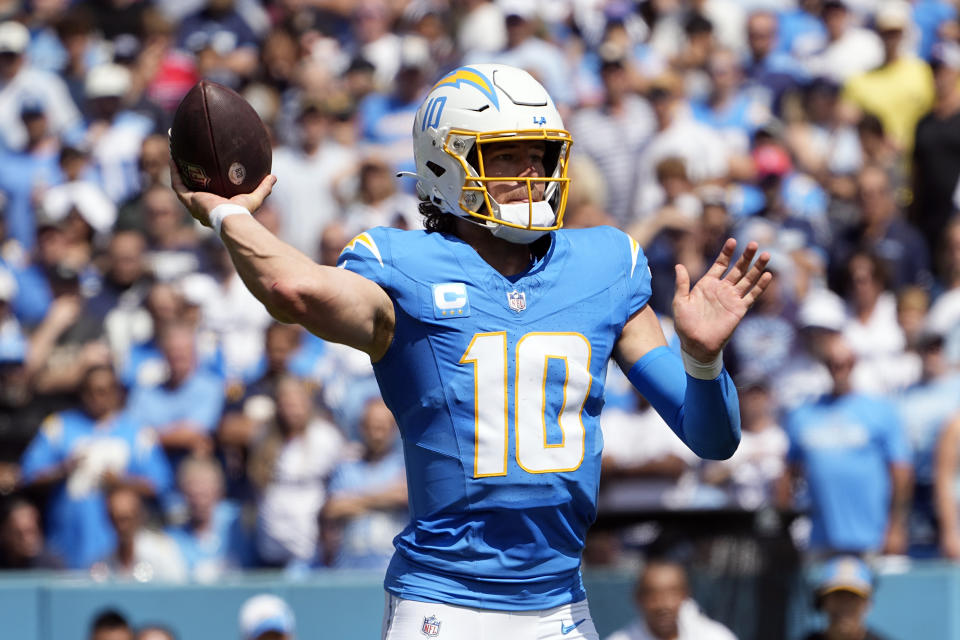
[626,346,741,460]
[337,228,393,290]
[130,426,174,496]
[20,415,64,480]
[878,402,911,465]
[605,227,652,318]
[190,376,225,432]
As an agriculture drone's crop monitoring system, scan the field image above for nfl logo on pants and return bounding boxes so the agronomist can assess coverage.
[421,615,441,637]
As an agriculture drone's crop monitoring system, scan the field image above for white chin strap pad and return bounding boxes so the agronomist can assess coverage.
[488,201,555,244]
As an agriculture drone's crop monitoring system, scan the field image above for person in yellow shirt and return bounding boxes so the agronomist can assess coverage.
[842,0,934,152]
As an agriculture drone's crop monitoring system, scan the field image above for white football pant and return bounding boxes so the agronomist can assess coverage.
[381,593,600,640]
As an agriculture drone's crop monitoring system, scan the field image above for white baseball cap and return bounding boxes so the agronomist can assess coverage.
[85,63,132,99]
[0,21,29,54]
[239,594,295,640]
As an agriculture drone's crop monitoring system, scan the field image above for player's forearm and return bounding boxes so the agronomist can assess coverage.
[220,214,324,322]
[625,346,741,460]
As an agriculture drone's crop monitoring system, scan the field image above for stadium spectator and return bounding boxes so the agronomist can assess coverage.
[803,556,888,640]
[126,322,225,463]
[341,156,421,235]
[691,48,770,154]
[570,51,655,224]
[140,185,201,282]
[176,0,260,90]
[898,327,960,553]
[0,20,82,155]
[0,497,63,569]
[838,250,913,393]
[238,593,295,640]
[88,609,134,640]
[457,0,506,56]
[321,397,406,569]
[935,410,960,559]
[165,455,250,580]
[927,217,960,364]
[249,375,345,566]
[81,63,155,205]
[840,0,934,151]
[135,626,177,640]
[778,333,913,555]
[270,97,356,259]
[911,41,960,261]
[701,375,788,510]
[605,558,737,640]
[600,392,701,511]
[0,97,62,254]
[829,165,932,294]
[20,364,172,569]
[743,11,806,113]
[96,484,187,582]
[633,73,729,220]
[804,1,884,83]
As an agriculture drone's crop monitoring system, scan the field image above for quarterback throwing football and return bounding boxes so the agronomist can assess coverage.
[172,64,771,640]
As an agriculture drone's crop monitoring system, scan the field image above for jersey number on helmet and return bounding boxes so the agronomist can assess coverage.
[460,332,592,477]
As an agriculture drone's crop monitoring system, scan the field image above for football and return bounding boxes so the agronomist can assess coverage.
[170,80,272,198]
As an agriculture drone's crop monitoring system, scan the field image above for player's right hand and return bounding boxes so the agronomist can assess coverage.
[168,156,276,228]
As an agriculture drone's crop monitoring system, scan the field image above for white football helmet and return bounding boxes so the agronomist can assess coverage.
[412,64,572,243]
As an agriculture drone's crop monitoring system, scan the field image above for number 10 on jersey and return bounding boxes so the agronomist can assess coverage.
[460,332,593,477]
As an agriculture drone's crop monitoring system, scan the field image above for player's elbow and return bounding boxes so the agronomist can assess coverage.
[266,277,313,325]
[684,424,741,461]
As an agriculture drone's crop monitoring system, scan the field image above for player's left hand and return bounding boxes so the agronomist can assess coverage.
[672,238,772,362]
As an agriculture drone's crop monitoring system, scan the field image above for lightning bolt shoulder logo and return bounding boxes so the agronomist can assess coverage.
[627,234,641,278]
[339,232,384,267]
[431,67,500,110]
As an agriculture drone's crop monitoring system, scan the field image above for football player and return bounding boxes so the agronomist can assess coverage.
[171,64,771,640]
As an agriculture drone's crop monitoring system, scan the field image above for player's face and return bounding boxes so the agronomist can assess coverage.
[482,140,547,206]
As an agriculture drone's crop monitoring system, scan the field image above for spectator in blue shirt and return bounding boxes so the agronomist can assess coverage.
[20,364,172,568]
[166,455,250,580]
[127,322,225,464]
[321,397,406,569]
[743,11,807,114]
[778,333,913,555]
[176,0,259,89]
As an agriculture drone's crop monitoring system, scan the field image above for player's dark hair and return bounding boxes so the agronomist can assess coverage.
[418,200,458,234]
[90,608,131,634]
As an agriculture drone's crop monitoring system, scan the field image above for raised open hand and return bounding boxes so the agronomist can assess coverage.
[168,156,276,228]
[672,238,772,362]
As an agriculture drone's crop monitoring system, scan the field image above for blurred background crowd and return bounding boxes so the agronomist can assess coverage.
[2,0,960,610]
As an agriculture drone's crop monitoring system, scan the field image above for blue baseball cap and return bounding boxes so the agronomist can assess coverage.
[816,556,873,600]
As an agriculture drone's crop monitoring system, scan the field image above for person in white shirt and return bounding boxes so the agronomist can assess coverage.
[804,1,884,83]
[606,559,737,640]
[0,20,81,152]
[270,99,356,259]
[250,375,345,565]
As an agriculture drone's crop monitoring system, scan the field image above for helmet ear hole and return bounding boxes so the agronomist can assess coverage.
[426,161,446,177]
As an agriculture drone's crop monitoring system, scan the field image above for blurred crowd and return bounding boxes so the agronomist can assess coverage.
[3,0,960,583]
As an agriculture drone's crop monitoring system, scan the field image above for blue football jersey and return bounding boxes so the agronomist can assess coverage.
[338,225,651,610]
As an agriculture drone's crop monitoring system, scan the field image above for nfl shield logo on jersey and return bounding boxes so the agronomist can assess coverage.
[421,615,442,637]
[507,289,526,312]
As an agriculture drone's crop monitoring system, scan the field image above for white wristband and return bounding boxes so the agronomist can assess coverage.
[209,203,252,237]
[681,347,724,380]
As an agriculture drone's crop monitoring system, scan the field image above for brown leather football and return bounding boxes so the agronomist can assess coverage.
[170,80,272,198]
